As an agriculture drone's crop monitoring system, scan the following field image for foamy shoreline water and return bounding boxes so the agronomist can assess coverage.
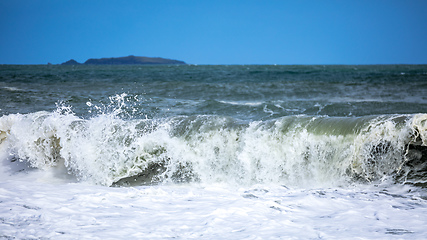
[2,170,427,239]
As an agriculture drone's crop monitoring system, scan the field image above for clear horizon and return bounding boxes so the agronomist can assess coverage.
[1,0,427,65]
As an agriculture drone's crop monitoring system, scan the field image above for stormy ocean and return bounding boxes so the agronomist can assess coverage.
[1,64,427,239]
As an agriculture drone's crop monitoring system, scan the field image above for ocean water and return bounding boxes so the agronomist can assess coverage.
[1,64,427,239]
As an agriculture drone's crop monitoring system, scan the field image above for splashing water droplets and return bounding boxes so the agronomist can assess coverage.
[82,93,145,119]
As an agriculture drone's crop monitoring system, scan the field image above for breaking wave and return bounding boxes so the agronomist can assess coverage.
[1,105,427,187]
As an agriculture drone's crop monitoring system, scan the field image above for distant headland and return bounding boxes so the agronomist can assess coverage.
[61,55,186,65]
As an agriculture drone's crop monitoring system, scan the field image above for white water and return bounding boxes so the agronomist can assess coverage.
[1,168,427,239]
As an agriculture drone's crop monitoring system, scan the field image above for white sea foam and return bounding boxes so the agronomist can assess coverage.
[1,173,427,239]
[1,86,23,91]
[218,100,264,106]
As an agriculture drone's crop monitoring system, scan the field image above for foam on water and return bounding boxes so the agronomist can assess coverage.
[1,175,427,239]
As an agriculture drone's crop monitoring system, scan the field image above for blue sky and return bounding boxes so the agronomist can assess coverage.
[1,0,427,65]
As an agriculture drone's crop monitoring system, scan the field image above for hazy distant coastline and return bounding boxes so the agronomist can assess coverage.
[61,55,186,65]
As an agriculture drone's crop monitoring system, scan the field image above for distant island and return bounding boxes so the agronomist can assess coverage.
[61,55,186,65]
